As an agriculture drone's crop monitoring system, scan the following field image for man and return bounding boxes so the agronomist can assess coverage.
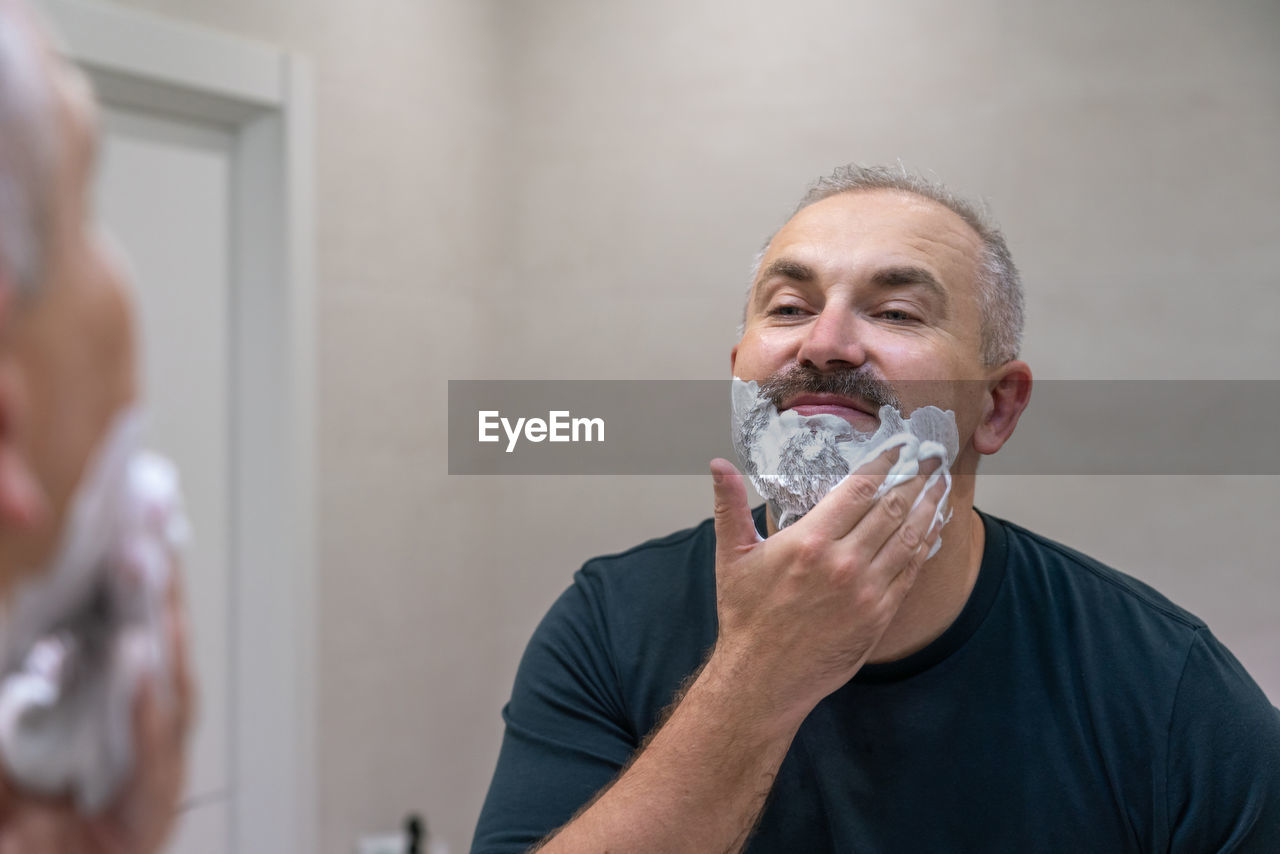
[472,165,1280,853]
[0,1,192,850]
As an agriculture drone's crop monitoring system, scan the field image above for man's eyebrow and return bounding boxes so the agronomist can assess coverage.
[870,265,952,315]
[756,258,816,285]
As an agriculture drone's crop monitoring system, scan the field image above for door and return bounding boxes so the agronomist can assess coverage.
[35,1,318,851]
[97,106,234,854]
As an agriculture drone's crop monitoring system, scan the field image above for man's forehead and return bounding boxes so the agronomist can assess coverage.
[4,1,98,153]
[766,189,985,272]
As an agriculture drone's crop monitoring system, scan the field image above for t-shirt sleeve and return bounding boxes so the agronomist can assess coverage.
[1166,627,1280,854]
[470,566,638,854]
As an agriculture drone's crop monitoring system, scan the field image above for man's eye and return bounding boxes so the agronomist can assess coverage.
[877,309,919,323]
[768,305,808,317]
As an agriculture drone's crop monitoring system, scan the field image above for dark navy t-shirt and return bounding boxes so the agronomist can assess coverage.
[472,509,1280,852]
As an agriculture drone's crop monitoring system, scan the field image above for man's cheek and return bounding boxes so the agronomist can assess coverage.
[740,331,800,373]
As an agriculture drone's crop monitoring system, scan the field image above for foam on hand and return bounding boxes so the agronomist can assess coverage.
[731,377,958,551]
[0,408,188,814]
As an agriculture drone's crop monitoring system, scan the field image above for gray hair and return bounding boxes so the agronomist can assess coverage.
[748,164,1024,367]
[0,0,58,297]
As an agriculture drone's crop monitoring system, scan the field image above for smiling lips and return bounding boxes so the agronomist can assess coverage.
[782,394,881,428]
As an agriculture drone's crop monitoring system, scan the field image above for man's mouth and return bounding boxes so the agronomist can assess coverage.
[781,394,882,430]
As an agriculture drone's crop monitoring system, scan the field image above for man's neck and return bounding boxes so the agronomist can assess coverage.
[764,495,986,665]
[866,504,984,663]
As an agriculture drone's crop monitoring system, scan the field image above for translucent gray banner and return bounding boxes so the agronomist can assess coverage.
[448,380,1280,475]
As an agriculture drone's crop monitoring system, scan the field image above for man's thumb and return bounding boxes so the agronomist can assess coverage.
[710,458,758,550]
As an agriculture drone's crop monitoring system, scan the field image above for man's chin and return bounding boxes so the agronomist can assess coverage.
[749,468,852,530]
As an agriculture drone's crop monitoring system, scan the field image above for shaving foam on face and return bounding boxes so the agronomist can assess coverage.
[731,377,957,553]
[0,407,188,813]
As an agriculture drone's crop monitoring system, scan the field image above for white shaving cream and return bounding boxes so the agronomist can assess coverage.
[731,377,957,554]
[0,407,188,813]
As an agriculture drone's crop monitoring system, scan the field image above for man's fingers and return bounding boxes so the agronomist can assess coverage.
[107,561,192,854]
[868,473,948,588]
[165,567,195,742]
[710,458,760,554]
[918,456,942,478]
[881,529,938,616]
[835,470,933,565]
[112,665,184,853]
[803,444,902,539]
[0,803,70,853]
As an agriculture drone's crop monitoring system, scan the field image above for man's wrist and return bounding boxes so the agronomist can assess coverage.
[690,647,815,747]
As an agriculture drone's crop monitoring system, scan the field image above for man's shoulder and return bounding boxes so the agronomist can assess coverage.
[564,512,725,634]
[577,505,766,582]
[551,510,761,733]
[582,515,717,573]
[989,511,1207,637]
[982,512,1236,732]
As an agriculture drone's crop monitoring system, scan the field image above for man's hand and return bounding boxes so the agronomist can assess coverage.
[0,568,195,854]
[537,448,947,854]
[705,447,946,729]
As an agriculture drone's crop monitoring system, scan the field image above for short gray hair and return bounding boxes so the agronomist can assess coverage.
[749,164,1024,367]
[0,0,58,297]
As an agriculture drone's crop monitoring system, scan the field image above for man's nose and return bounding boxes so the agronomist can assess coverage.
[795,302,867,371]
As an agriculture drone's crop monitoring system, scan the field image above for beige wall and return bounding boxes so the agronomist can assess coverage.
[102,0,508,849]
[106,0,1280,850]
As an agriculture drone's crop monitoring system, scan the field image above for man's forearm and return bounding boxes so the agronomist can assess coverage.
[532,459,942,853]
[537,653,806,854]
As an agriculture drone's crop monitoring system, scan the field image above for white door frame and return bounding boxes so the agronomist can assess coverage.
[32,2,317,852]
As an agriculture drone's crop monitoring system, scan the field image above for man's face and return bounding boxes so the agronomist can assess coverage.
[732,189,990,464]
[0,13,137,583]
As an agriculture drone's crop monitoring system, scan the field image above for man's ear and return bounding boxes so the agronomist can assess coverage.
[0,280,47,531]
[973,360,1033,456]
[730,343,738,375]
